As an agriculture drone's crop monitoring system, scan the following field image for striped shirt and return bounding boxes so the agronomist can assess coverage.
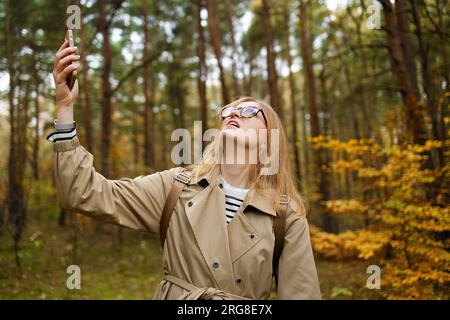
[220,175,249,224]
[46,127,77,142]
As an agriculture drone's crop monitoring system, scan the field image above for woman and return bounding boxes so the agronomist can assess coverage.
[49,37,321,299]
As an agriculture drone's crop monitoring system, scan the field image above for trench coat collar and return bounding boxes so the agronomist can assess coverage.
[187,166,277,217]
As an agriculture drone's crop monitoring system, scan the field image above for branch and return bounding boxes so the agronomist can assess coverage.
[87,0,125,48]
[110,42,170,94]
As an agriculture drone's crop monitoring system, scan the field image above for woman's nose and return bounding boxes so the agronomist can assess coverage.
[230,108,240,118]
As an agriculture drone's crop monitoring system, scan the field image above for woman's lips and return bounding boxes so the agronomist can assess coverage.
[225,120,240,128]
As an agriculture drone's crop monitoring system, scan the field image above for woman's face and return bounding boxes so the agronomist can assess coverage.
[220,101,267,133]
[219,102,269,164]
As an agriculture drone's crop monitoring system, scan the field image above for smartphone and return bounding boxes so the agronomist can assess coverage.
[66,29,78,90]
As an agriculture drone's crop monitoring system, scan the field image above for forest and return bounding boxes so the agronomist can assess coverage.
[0,0,448,299]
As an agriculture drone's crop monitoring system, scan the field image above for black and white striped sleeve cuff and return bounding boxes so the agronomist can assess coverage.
[46,127,77,142]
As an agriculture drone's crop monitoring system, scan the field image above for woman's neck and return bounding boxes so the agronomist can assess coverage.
[220,164,250,189]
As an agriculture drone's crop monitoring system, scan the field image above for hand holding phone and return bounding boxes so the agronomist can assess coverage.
[66,29,78,90]
[52,30,80,122]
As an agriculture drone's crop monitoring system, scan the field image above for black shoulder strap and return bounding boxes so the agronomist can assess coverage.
[273,194,290,287]
[159,171,191,248]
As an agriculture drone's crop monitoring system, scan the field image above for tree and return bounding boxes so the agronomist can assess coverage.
[379,0,427,145]
[78,0,93,153]
[225,0,240,98]
[197,0,208,135]
[298,0,335,232]
[142,0,155,169]
[207,0,230,105]
[261,0,282,121]
[5,0,26,269]
[282,0,302,188]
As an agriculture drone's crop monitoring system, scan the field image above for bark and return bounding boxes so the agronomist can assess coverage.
[299,0,336,232]
[346,5,375,139]
[99,0,113,177]
[225,0,240,98]
[206,0,230,105]
[31,36,40,180]
[282,0,302,189]
[410,0,445,167]
[79,0,93,153]
[5,0,26,269]
[142,0,155,169]
[197,0,208,135]
[262,0,282,121]
[298,0,319,137]
[379,0,427,145]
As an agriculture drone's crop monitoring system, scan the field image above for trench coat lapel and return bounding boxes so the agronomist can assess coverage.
[184,168,235,292]
[227,188,276,263]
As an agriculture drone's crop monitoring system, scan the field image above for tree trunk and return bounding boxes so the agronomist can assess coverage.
[99,0,113,177]
[410,0,445,168]
[142,0,155,169]
[379,0,427,145]
[262,0,282,121]
[282,0,302,190]
[197,0,209,144]
[5,0,26,269]
[346,5,374,139]
[298,0,319,137]
[206,0,230,105]
[79,0,93,153]
[245,44,256,96]
[225,0,240,98]
[31,38,40,181]
[299,0,336,232]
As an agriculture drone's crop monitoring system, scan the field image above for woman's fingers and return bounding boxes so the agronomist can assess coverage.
[54,46,77,74]
[56,54,80,72]
[56,63,79,84]
[56,38,69,54]
[56,46,77,62]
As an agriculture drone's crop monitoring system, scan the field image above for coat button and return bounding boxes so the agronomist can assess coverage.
[236,278,242,283]
[218,183,223,189]
[250,234,255,239]
[188,201,193,207]
[212,261,220,269]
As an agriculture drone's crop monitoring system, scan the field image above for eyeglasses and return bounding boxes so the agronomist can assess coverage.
[221,105,267,125]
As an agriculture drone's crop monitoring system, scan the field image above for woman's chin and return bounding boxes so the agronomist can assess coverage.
[221,126,241,136]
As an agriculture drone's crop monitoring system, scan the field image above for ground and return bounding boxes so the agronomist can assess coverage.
[0,218,383,300]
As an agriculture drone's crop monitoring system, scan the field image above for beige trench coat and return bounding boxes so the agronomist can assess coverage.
[53,137,321,299]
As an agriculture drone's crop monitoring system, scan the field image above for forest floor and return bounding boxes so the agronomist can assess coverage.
[0,218,383,300]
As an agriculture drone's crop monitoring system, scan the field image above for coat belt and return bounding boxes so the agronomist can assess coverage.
[163,274,249,300]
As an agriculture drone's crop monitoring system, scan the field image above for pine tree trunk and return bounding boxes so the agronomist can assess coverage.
[79,0,93,153]
[206,0,230,105]
[31,39,40,181]
[225,0,240,99]
[5,0,26,269]
[410,0,445,168]
[282,0,302,190]
[142,0,155,169]
[299,0,336,232]
[262,0,282,121]
[379,0,427,145]
[197,0,208,139]
[99,0,113,177]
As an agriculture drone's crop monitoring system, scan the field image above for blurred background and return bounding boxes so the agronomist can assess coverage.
[0,0,448,299]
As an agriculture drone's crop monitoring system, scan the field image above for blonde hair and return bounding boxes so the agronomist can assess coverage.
[187,97,306,216]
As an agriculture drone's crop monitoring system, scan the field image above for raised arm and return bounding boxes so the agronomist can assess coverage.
[49,35,177,234]
[52,137,178,233]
